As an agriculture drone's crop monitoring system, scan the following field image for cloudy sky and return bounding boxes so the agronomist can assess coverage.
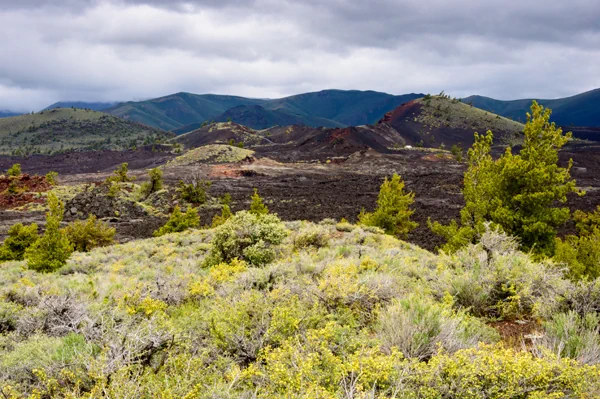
[1,0,599,111]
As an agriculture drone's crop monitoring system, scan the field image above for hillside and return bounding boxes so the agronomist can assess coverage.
[0,216,598,396]
[43,101,118,111]
[105,92,265,131]
[463,87,600,126]
[0,108,173,155]
[106,90,423,132]
[379,95,524,147]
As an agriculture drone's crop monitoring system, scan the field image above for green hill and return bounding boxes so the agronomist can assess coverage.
[106,90,423,132]
[43,101,118,111]
[0,108,173,155]
[463,88,600,126]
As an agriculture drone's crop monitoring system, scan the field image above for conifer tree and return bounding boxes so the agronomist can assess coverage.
[249,188,269,216]
[358,173,418,238]
[25,193,73,272]
[430,101,579,256]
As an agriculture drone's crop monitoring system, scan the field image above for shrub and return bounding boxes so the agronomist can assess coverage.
[154,206,200,237]
[45,171,58,186]
[0,222,39,261]
[24,193,73,272]
[211,203,233,228]
[177,176,211,204]
[140,167,163,198]
[204,211,288,267]
[376,295,498,360]
[430,101,579,256]
[7,163,21,177]
[62,215,116,252]
[106,162,135,184]
[534,311,600,365]
[249,188,268,216]
[450,144,463,162]
[358,173,417,238]
[294,225,331,250]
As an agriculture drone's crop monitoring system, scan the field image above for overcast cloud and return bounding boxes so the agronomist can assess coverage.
[0,0,599,111]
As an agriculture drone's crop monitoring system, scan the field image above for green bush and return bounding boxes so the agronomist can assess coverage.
[105,162,135,184]
[358,173,417,238]
[154,206,200,237]
[0,222,39,261]
[293,225,331,250]
[140,167,163,198]
[45,171,58,186]
[177,178,211,204]
[430,101,578,256]
[211,203,232,228]
[204,211,288,267]
[62,215,116,252]
[7,163,21,177]
[249,188,269,216]
[24,193,73,272]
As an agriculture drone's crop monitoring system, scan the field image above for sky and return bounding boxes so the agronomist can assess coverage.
[0,0,599,111]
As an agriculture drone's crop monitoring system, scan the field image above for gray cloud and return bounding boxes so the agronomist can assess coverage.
[0,0,598,111]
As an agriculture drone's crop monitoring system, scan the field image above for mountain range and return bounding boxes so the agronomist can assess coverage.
[104,90,424,132]
[43,101,118,111]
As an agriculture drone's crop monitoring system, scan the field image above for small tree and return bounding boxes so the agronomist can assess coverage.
[178,177,211,204]
[430,101,579,256]
[358,173,418,238]
[25,193,73,272]
[140,167,163,198]
[249,188,268,216]
[45,171,59,186]
[211,204,233,228]
[7,163,21,177]
[0,223,39,261]
[154,206,200,237]
[106,162,134,184]
[62,215,116,252]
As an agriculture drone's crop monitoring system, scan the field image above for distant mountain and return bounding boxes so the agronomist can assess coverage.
[0,108,172,155]
[106,90,423,132]
[43,101,118,111]
[105,93,265,131]
[463,88,600,127]
[0,111,21,118]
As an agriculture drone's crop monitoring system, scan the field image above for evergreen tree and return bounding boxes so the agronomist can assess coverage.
[358,173,418,238]
[0,223,39,261]
[154,206,200,237]
[249,188,269,216]
[430,101,579,256]
[25,193,73,272]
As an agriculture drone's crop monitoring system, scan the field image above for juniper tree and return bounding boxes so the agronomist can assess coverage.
[430,101,579,256]
[358,173,418,238]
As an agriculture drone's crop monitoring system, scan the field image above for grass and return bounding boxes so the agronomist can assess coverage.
[0,108,173,155]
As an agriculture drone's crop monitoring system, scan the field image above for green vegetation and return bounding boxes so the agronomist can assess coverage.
[204,211,287,267]
[359,173,418,238]
[105,162,135,184]
[62,215,116,252]
[0,223,38,261]
[249,188,269,216]
[211,204,233,228]
[24,193,73,272]
[0,218,598,397]
[153,206,200,237]
[177,177,211,204]
[6,163,21,177]
[45,171,58,186]
[430,101,578,256]
[0,108,172,155]
[139,167,163,198]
